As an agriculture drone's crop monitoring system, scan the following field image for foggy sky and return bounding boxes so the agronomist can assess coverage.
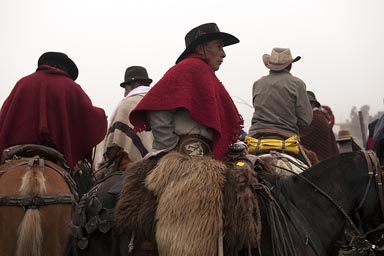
[1,0,383,131]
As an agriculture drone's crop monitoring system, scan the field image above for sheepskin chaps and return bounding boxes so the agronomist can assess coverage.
[114,158,158,244]
[223,166,261,255]
[145,152,227,256]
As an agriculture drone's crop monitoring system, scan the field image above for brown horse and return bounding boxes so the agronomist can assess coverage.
[0,151,78,256]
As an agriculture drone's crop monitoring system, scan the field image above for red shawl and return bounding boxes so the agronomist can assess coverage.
[299,109,339,161]
[0,65,107,168]
[130,55,243,161]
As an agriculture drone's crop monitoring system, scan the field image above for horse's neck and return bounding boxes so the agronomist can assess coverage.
[278,152,368,251]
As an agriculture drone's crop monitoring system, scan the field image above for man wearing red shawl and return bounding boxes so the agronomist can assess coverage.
[0,52,107,168]
[130,23,243,161]
[300,91,339,161]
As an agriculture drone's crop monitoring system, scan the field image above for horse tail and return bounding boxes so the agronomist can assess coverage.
[16,168,47,256]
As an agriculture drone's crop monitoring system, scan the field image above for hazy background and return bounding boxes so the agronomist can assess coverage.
[1,0,383,133]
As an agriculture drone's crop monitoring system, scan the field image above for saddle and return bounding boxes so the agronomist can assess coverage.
[245,130,313,167]
[1,144,70,172]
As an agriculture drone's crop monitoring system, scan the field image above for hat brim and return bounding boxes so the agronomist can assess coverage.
[262,54,301,71]
[38,52,79,80]
[175,32,239,64]
[337,136,352,142]
[120,78,153,88]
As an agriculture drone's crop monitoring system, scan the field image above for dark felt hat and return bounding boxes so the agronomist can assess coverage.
[175,22,239,64]
[120,66,152,88]
[306,91,321,108]
[38,52,79,80]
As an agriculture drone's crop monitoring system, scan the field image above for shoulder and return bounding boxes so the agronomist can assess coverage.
[172,57,210,74]
[312,109,330,125]
[288,74,305,85]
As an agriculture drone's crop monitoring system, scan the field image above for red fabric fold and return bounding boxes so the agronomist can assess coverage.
[130,55,243,161]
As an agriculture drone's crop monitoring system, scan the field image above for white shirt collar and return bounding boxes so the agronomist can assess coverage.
[127,85,150,97]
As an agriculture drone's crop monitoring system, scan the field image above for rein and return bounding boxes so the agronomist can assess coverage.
[0,156,78,209]
[254,182,299,256]
[271,150,384,254]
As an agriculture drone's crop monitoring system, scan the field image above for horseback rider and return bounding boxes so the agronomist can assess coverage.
[247,47,314,165]
[129,22,244,161]
[336,129,362,153]
[96,66,154,180]
[0,52,107,169]
[300,91,339,161]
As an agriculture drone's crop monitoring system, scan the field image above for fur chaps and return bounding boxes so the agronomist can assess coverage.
[145,152,227,256]
[114,152,263,255]
[114,158,158,244]
[223,165,261,255]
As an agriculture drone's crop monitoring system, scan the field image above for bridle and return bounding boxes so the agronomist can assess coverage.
[350,150,384,253]
[270,150,384,254]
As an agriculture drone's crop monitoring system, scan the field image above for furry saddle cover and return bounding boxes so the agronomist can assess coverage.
[115,152,261,256]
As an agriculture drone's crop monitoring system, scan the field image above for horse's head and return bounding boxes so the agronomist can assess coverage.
[346,151,384,253]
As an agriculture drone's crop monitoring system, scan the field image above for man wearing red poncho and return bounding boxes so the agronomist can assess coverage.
[130,23,243,161]
[0,52,107,168]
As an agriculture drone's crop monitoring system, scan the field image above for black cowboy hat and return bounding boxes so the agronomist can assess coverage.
[306,90,321,108]
[120,66,153,88]
[38,52,79,81]
[175,22,239,64]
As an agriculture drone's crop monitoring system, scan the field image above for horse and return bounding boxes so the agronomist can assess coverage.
[254,150,384,256]
[71,158,159,256]
[71,171,131,256]
[0,144,79,256]
[72,150,384,255]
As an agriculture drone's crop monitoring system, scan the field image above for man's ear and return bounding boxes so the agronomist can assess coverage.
[195,44,205,55]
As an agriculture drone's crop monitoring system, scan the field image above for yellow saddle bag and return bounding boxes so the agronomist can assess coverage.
[244,135,300,155]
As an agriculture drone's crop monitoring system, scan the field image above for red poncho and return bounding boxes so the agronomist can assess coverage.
[0,65,107,168]
[130,55,243,161]
[300,109,339,161]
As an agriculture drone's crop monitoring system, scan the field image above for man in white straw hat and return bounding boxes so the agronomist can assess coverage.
[248,47,313,164]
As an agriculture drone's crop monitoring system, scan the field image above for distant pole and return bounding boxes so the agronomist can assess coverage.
[358,111,367,147]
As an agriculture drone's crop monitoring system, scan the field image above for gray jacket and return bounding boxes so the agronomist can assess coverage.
[147,108,213,152]
[248,70,313,136]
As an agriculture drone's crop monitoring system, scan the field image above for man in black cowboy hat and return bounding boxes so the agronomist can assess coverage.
[130,23,243,161]
[0,51,107,168]
[96,66,154,180]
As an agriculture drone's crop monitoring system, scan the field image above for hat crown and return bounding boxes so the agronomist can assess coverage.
[121,66,152,87]
[337,129,352,141]
[262,47,300,71]
[306,91,321,107]
[38,51,79,80]
[175,22,239,64]
[124,66,149,80]
[269,48,294,65]
[306,91,317,102]
[185,23,220,48]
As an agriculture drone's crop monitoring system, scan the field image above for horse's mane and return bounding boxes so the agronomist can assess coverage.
[259,151,367,204]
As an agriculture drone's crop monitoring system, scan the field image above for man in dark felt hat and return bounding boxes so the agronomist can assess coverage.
[247,47,313,164]
[130,23,243,161]
[0,51,107,168]
[300,91,339,160]
[95,66,154,180]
